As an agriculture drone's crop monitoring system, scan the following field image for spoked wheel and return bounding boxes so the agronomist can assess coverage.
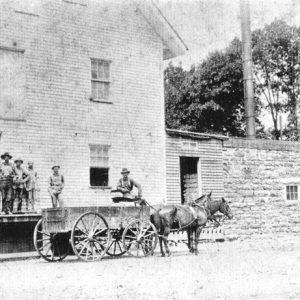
[33,219,69,262]
[71,212,111,262]
[106,229,126,257]
[122,219,158,257]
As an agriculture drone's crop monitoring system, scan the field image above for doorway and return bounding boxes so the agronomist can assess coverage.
[180,157,200,204]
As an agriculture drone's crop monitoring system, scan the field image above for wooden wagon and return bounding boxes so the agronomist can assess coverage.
[33,203,158,262]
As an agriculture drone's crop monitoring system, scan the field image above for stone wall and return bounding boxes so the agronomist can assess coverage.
[222,138,300,239]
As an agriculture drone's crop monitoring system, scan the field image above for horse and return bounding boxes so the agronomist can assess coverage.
[150,193,233,257]
[187,196,233,253]
[150,193,212,257]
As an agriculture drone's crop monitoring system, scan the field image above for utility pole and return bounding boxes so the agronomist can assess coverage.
[240,0,256,139]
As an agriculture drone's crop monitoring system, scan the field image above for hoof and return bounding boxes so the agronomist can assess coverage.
[194,250,199,256]
[167,252,171,257]
[189,248,194,253]
[161,253,165,257]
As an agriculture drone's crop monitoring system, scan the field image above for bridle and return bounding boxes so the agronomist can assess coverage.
[192,200,230,225]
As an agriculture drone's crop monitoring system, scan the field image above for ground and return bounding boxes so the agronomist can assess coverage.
[1,236,300,300]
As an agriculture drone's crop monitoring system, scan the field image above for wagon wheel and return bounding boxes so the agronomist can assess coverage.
[33,219,69,262]
[106,229,126,257]
[71,212,111,262]
[122,219,158,257]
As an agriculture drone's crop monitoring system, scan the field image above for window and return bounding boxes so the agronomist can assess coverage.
[89,144,110,187]
[91,59,111,101]
[0,48,25,121]
[181,141,198,151]
[286,185,298,201]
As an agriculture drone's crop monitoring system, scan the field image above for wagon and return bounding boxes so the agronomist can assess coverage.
[33,198,158,262]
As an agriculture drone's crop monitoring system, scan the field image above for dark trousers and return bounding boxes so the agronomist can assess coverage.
[1,183,13,213]
[14,188,24,212]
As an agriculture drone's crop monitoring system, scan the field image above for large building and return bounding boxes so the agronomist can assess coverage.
[0,0,187,210]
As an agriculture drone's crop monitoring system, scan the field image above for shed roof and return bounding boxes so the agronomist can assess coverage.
[136,0,188,60]
[166,129,229,141]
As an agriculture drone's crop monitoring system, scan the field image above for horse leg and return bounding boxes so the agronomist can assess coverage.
[187,229,194,253]
[158,229,165,257]
[194,226,202,256]
[162,227,171,256]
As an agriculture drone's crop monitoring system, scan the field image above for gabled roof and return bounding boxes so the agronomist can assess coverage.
[136,0,188,60]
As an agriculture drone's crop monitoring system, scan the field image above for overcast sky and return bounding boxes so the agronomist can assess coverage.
[157,0,300,68]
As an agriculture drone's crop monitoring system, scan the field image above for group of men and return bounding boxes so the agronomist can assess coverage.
[0,152,66,215]
[0,150,141,215]
[0,152,38,215]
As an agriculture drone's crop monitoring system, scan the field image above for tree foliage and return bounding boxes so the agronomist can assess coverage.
[165,38,247,136]
[252,19,300,139]
[165,19,300,140]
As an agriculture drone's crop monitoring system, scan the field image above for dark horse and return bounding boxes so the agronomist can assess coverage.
[150,193,233,256]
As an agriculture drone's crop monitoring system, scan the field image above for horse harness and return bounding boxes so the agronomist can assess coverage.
[173,205,201,232]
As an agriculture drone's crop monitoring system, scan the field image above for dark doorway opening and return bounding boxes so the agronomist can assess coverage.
[180,157,199,204]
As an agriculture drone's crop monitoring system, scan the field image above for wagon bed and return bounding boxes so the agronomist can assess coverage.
[42,206,150,233]
[34,204,157,262]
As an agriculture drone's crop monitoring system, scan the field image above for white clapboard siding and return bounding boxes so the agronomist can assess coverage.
[0,1,168,207]
[166,132,225,204]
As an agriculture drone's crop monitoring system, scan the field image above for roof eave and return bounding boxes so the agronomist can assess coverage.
[136,0,188,60]
[166,129,229,141]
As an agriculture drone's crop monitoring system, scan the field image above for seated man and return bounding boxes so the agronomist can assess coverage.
[116,168,142,199]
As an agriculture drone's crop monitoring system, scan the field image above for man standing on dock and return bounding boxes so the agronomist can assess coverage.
[48,165,65,208]
[25,161,38,212]
[0,152,15,215]
[13,158,28,213]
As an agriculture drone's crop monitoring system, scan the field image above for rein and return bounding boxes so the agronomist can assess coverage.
[142,199,158,212]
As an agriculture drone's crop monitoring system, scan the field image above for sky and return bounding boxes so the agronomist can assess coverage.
[157,0,300,68]
[156,0,300,130]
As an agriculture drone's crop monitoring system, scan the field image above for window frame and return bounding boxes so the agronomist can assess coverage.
[89,144,111,189]
[0,47,26,122]
[90,58,112,104]
[286,185,299,201]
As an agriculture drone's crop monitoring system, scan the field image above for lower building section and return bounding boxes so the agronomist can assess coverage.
[0,215,40,253]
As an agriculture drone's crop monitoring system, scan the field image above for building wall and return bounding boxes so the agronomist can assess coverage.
[223,138,300,239]
[166,134,224,204]
[0,0,166,207]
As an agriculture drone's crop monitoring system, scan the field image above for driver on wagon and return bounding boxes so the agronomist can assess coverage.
[116,168,142,199]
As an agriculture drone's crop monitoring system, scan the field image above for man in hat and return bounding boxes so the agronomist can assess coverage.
[48,165,65,208]
[116,168,142,199]
[0,152,15,214]
[13,158,29,213]
[24,161,38,212]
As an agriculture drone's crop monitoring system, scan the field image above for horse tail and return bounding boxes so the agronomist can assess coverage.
[169,206,178,225]
[150,208,162,229]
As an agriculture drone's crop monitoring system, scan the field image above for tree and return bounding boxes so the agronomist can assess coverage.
[165,38,249,136]
[165,19,300,140]
[252,20,300,139]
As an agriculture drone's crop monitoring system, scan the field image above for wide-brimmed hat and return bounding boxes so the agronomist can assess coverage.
[52,165,60,170]
[1,152,12,159]
[14,158,23,164]
[121,168,130,174]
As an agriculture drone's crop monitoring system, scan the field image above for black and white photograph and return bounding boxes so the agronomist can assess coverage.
[0,0,300,299]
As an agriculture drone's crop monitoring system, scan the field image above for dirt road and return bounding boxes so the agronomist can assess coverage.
[1,237,300,299]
